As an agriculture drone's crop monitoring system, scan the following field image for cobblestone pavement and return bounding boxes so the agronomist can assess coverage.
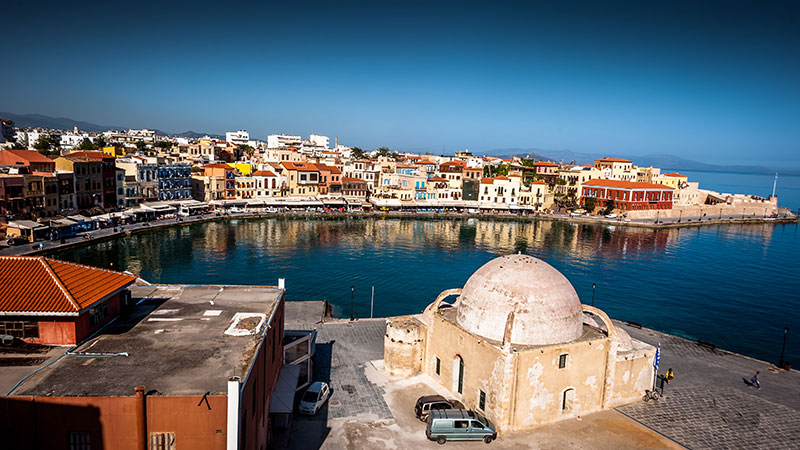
[618,387,800,449]
[314,320,393,420]
[616,321,800,449]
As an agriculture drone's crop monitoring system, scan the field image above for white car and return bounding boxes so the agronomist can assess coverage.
[229,207,244,213]
[299,381,331,415]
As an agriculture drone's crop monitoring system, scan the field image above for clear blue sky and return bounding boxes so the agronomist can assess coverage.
[3,1,799,166]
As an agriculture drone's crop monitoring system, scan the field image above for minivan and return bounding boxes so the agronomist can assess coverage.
[425,409,497,444]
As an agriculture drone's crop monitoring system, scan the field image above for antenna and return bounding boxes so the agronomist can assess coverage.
[772,173,778,198]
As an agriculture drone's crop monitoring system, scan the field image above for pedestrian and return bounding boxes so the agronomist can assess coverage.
[665,368,674,384]
[751,371,761,390]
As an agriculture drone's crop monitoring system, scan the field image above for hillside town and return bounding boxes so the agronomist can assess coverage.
[0,120,787,243]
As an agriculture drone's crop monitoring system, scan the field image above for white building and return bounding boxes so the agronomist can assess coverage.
[308,134,329,149]
[225,130,250,147]
[267,134,302,149]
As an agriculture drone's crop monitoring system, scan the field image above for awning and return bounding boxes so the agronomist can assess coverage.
[269,364,301,414]
[8,220,46,229]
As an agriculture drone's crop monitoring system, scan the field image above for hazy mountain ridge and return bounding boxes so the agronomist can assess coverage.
[489,148,797,175]
[0,112,221,139]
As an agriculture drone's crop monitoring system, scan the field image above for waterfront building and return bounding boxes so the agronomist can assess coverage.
[202,163,237,199]
[66,151,119,209]
[191,174,226,202]
[0,256,137,345]
[343,159,381,191]
[518,180,554,211]
[156,163,192,201]
[116,157,158,202]
[636,166,661,184]
[555,165,604,200]
[384,255,655,432]
[280,161,320,197]
[0,174,25,216]
[594,157,637,182]
[479,175,523,206]
[341,177,368,199]
[312,163,342,196]
[55,156,104,211]
[251,170,283,198]
[657,172,688,190]
[581,179,674,211]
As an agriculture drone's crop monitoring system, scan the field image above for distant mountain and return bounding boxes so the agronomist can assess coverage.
[0,112,221,139]
[0,112,123,133]
[488,147,796,175]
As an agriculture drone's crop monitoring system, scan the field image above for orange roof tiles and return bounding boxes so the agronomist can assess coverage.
[280,162,318,172]
[583,179,672,190]
[427,176,447,182]
[203,163,234,169]
[663,172,686,178]
[252,170,277,177]
[595,157,632,163]
[416,160,436,165]
[0,149,55,165]
[342,177,366,183]
[532,161,558,167]
[66,151,108,160]
[0,256,137,314]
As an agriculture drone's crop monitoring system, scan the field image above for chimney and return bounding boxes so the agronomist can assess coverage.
[135,385,147,450]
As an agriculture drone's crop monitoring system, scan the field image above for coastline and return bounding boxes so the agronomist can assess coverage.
[2,209,796,258]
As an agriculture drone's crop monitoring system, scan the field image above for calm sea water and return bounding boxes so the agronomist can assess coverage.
[54,216,799,367]
[673,169,800,211]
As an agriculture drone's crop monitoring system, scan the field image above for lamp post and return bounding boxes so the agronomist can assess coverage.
[591,283,596,307]
[350,285,355,321]
[779,327,789,369]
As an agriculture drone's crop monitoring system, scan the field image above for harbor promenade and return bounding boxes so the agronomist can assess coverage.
[1,209,796,258]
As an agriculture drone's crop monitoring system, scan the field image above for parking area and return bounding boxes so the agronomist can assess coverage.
[280,317,681,449]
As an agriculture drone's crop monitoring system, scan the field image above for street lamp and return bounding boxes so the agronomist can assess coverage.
[779,327,789,369]
[350,285,355,321]
[591,283,596,307]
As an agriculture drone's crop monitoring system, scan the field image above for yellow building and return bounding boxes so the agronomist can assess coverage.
[657,172,688,189]
[231,162,253,176]
[101,146,126,157]
[280,161,319,196]
[384,255,655,432]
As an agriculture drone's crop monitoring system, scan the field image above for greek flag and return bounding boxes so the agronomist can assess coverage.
[654,343,661,371]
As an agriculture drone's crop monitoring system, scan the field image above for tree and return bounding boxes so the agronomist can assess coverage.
[135,141,148,152]
[239,144,255,159]
[33,135,59,156]
[584,197,597,212]
[11,141,26,150]
[374,146,392,158]
[496,164,510,177]
[95,135,107,148]
[520,158,534,167]
[78,138,96,150]
[351,147,367,159]
[602,200,616,216]
[155,141,173,151]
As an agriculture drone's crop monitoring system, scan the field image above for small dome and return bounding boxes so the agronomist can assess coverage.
[455,255,583,346]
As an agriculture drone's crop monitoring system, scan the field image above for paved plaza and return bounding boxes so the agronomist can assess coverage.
[617,321,800,449]
[279,304,800,449]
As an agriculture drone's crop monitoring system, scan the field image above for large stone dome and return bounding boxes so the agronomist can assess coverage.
[455,254,584,346]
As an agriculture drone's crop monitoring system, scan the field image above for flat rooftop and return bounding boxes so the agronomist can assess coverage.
[13,284,282,397]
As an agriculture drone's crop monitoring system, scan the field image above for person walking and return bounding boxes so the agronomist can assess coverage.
[751,371,761,390]
[665,368,674,384]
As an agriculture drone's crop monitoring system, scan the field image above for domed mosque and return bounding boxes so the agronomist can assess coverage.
[384,254,656,432]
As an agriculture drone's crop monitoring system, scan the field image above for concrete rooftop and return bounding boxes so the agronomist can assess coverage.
[12,284,282,397]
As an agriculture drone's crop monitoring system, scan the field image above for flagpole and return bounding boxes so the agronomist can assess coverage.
[653,342,661,392]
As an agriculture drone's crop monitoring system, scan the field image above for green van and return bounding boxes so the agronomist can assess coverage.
[425,409,497,444]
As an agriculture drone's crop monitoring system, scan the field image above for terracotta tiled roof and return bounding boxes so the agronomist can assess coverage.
[416,160,436,165]
[280,162,318,172]
[531,180,548,185]
[0,149,55,165]
[440,160,466,166]
[203,163,233,169]
[582,179,671,190]
[0,256,137,314]
[252,170,277,177]
[342,177,366,183]
[327,166,342,174]
[532,161,558,167]
[427,176,447,182]
[663,172,686,178]
[595,157,632,163]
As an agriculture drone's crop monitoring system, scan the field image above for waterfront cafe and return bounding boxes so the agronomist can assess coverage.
[48,217,78,238]
[67,214,97,232]
[6,220,50,242]
[139,202,177,218]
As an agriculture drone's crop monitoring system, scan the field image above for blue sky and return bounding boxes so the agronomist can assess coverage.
[3,1,799,166]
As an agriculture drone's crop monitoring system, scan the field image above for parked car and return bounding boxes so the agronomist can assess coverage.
[6,237,28,246]
[569,209,586,217]
[229,207,244,213]
[426,409,497,444]
[414,395,464,421]
[298,381,331,415]
[605,213,618,219]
